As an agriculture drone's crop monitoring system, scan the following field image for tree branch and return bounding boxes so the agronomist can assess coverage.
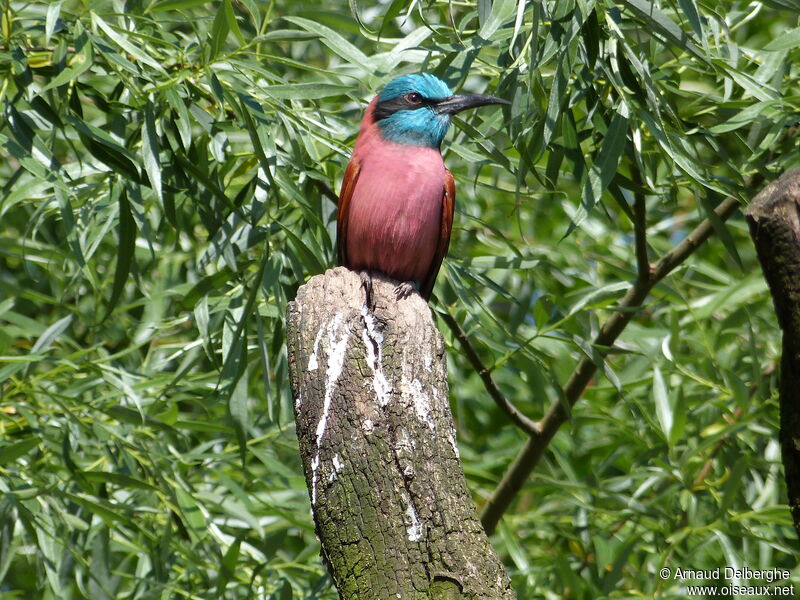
[480,183,758,535]
[440,310,541,436]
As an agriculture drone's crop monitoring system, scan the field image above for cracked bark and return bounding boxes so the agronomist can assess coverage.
[286,267,516,599]
[744,168,800,538]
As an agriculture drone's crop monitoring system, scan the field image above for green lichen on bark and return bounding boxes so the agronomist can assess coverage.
[745,168,800,538]
[286,268,516,599]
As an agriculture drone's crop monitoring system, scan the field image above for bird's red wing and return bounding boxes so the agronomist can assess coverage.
[420,169,456,301]
[336,157,361,266]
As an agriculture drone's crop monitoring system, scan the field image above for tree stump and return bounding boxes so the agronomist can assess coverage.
[286,267,516,599]
[744,168,800,538]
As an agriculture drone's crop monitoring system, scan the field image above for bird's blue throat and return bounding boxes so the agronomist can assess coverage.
[377,109,451,148]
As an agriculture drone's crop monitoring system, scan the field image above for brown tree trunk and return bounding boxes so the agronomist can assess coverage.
[744,168,800,538]
[286,267,516,599]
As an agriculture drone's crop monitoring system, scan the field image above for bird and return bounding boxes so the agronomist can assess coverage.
[336,72,508,303]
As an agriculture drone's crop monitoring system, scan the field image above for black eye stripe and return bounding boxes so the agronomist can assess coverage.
[374,94,436,121]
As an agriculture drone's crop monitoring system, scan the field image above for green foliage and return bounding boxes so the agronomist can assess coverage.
[1,0,798,598]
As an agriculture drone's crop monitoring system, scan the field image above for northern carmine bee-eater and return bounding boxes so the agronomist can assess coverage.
[337,73,509,302]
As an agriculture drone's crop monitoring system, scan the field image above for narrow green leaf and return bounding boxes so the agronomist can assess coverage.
[149,0,208,10]
[239,95,275,184]
[700,196,743,271]
[45,1,64,45]
[572,335,622,392]
[178,266,238,310]
[763,26,800,51]
[0,437,41,466]
[378,0,409,39]
[653,366,672,443]
[175,487,208,539]
[709,100,778,134]
[43,22,93,91]
[542,54,567,152]
[478,0,516,41]
[29,95,63,128]
[223,0,245,45]
[64,493,140,530]
[165,88,192,150]
[264,82,350,100]
[67,115,141,173]
[714,531,740,574]
[677,0,703,41]
[594,106,629,192]
[509,0,526,55]
[576,104,628,229]
[669,388,686,448]
[278,222,325,274]
[581,9,600,69]
[30,315,73,355]
[458,256,540,269]
[622,0,704,61]
[82,471,159,492]
[142,99,162,200]
[216,538,243,598]
[279,580,293,600]
[208,2,230,60]
[106,407,175,432]
[90,12,166,73]
[103,187,137,321]
[284,16,371,69]
[0,298,14,317]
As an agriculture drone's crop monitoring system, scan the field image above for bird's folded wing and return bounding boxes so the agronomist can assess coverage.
[336,157,361,266]
[420,169,455,301]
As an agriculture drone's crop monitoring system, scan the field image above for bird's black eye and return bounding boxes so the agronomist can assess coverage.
[406,92,422,104]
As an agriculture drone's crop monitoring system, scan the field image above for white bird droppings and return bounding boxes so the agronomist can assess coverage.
[329,454,343,482]
[361,304,392,405]
[310,454,320,505]
[310,313,351,505]
[447,429,460,459]
[404,377,435,430]
[401,492,423,542]
[307,327,324,371]
[315,314,350,445]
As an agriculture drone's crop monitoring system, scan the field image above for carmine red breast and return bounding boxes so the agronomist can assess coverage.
[343,102,446,285]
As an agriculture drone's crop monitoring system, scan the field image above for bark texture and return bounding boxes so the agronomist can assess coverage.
[744,168,800,538]
[286,267,515,599]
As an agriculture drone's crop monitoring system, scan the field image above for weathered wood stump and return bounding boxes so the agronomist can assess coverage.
[286,267,515,599]
[744,168,800,538]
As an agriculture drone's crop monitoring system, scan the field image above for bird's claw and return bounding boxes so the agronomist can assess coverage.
[360,271,376,311]
[394,282,415,300]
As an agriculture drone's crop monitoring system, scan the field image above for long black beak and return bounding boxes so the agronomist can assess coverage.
[435,93,510,115]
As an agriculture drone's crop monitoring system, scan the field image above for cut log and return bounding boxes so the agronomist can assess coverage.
[286,267,516,599]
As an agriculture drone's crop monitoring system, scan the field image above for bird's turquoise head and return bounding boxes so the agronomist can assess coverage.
[373,73,509,148]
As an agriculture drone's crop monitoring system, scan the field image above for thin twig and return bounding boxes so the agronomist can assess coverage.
[479,183,759,535]
[440,311,541,436]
